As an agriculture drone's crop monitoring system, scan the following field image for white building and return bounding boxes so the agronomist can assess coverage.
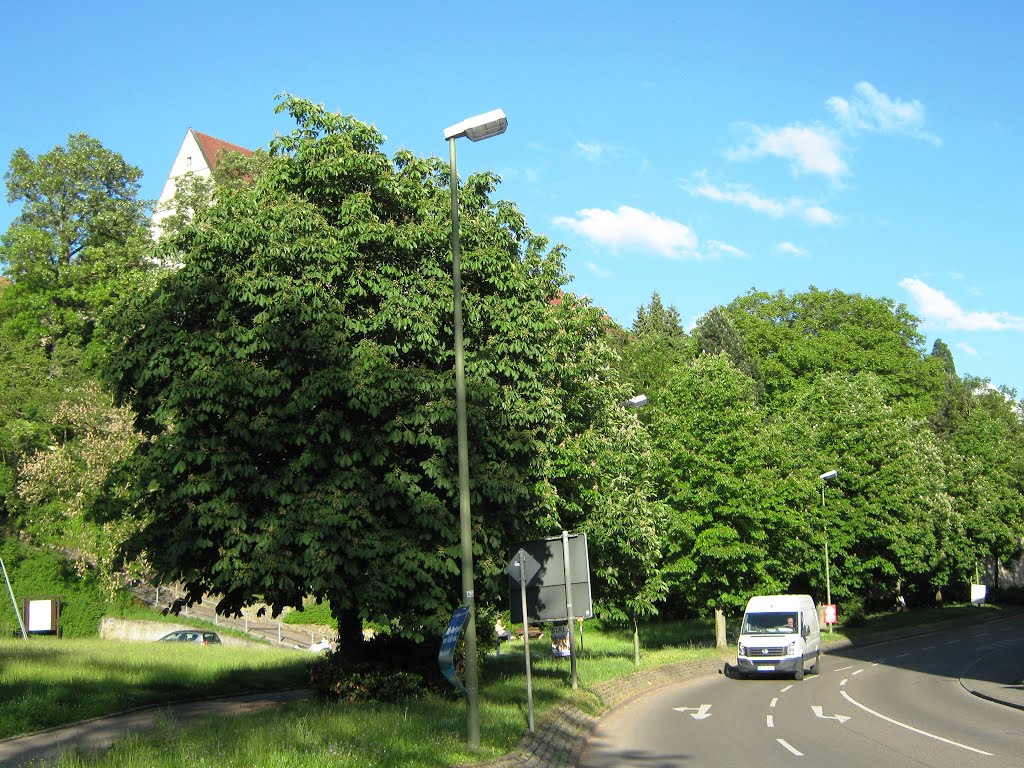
[151,129,252,238]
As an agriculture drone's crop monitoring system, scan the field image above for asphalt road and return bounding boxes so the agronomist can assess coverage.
[580,614,1024,768]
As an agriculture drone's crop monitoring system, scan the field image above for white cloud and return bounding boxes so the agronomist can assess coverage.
[587,262,613,279]
[574,140,609,162]
[828,82,941,146]
[728,124,847,178]
[776,241,809,258]
[553,206,699,258]
[688,175,838,225]
[956,342,978,356]
[900,278,1024,331]
[691,177,788,216]
[706,240,747,258]
[803,205,837,225]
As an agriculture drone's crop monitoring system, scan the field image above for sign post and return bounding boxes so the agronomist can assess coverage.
[508,532,592,693]
[561,531,579,690]
[0,557,27,640]
[514,549,535,732]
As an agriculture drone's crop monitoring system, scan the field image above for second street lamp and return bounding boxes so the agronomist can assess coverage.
[818,469,839,633]
[444,108,508,751]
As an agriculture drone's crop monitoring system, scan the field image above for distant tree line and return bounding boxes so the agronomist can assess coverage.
[2,96,1021,659]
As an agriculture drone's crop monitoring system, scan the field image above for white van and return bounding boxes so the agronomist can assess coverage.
[735,594,820,680]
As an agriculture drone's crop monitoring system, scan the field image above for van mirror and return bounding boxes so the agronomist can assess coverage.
[801,625,810,638]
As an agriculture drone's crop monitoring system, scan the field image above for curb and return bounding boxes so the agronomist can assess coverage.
[457,657,726,768]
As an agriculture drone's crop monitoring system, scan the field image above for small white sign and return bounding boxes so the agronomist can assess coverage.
[971,584,987,605]
[27,599,55,632]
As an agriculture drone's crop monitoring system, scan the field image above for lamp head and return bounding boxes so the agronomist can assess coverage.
[623,394,649,409]
[819,469,839,482]
[444,109,508,142]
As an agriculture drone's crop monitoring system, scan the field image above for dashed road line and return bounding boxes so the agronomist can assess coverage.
[777,738,803,756]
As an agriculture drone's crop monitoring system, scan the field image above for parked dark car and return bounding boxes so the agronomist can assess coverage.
[157,630,222,645]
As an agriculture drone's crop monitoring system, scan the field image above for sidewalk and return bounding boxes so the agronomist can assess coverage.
[959,646,1024,711]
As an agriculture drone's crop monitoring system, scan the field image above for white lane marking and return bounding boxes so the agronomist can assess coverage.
[672,704,712,720]
[891,653,910,659]
[834,665,853,671]
[840,691,992,756]
[921,645,936,651]
[767,714,775,728]
[781,685,794,693]
[945,639,961,645]
[840,678,848,687]
[852,669,864,676]
[777,738,803,756]
[811,705,851,723]
[770,697,779,708]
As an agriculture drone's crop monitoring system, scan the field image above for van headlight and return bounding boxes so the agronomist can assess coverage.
[787,641,796,656]
[738,642,747,656]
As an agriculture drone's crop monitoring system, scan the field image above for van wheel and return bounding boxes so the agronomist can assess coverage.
[794,663,805,681]
[809,651,820,675]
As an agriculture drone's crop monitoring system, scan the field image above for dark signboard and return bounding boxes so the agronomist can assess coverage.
[507,533,592,623]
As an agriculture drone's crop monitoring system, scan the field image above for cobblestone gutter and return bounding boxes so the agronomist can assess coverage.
[459,657,726,768]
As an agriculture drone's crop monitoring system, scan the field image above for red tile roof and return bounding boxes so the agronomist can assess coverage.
[192,130,253,170]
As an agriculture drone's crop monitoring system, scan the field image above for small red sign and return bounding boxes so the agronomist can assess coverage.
[823,604,838,625]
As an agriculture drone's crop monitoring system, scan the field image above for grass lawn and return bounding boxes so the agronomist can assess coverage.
[1,603,1014,767]
[0,638,310,739]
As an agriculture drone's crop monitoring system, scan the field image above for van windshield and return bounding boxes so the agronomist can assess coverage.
[742,612,799,635]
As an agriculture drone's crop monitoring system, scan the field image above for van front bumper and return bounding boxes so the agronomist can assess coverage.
[737,656,801,675]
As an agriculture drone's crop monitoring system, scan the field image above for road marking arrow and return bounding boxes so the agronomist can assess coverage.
[811,705,850,723]
[673,704,713,720]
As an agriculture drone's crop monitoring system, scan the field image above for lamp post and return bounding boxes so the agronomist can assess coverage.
[818,469,839,633]
[444,108,507,751]
[621,394,649,664]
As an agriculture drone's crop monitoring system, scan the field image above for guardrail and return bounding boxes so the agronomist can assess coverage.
[128,583,334,651]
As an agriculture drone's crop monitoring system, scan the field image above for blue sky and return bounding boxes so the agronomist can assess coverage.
[3,2,1023,394]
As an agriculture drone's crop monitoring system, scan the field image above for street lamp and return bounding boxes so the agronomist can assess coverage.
[818,469,839,632]
[444,108,507,751]
[621,394,649,664]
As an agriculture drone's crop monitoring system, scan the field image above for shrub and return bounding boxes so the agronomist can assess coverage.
[281,598,335,626]
[308,634,457,702]
[840,594,867,627]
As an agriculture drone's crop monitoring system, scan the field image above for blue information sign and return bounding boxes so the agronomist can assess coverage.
[438,605,471,694]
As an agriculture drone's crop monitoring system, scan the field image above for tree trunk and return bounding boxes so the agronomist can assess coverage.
[715,607,727,650]
[632,617,641,667]
[336,605,364,660]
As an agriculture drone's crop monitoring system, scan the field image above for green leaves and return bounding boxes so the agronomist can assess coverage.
[102,97,579,648]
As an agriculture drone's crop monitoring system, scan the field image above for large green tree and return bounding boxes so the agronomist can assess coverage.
[1,133,153,352]
[648,354,795,617]
[725,287,944,418]
[0,135,154,539]
[103,97,647,655]
[773,372,954,607]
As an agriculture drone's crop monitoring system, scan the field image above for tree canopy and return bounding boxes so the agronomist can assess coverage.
[102,96,664,651]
